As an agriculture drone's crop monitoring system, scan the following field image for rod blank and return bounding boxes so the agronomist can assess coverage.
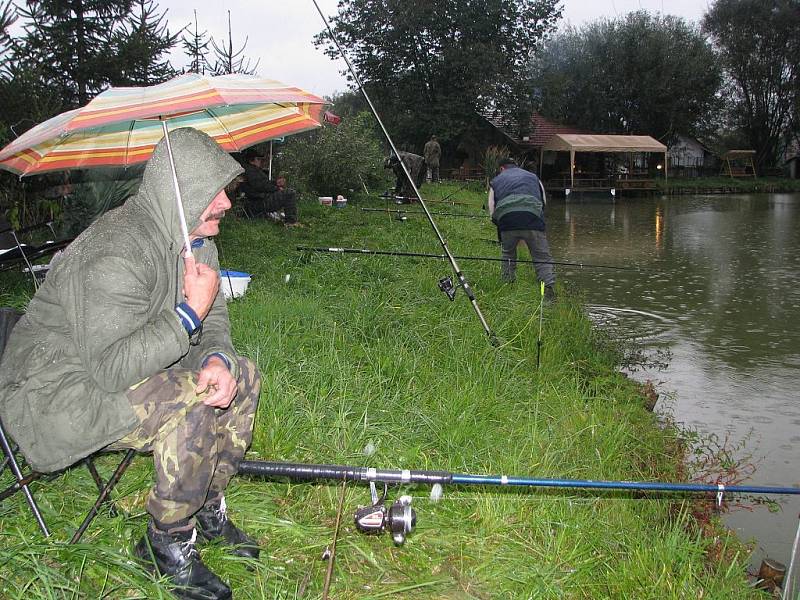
[297,245,637,271]
[238,460,800,497]
[363,207,481,219]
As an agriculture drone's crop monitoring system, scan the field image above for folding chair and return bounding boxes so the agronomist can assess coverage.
[0,307,135,543]
[0,221,73,289]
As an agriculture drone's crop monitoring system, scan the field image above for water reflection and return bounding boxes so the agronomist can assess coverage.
[548,193,800,569]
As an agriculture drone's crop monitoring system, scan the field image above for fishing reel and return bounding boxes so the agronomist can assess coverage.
[438,275,458,301]
[354,482,416,545]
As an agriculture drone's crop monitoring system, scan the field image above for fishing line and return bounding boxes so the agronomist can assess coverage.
[311,0,497,345]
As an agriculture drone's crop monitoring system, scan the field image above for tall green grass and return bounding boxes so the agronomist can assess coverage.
[0,183,757,598]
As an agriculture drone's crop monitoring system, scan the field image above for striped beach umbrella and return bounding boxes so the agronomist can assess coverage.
[0,73,326,176]
[0,73,326,255]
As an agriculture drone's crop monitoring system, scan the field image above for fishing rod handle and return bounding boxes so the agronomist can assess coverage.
[238,460,453,485]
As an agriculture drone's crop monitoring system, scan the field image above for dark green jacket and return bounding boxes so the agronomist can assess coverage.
[0,128,244,472]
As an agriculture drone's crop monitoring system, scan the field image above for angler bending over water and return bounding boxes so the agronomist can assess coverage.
[487,158,556,301]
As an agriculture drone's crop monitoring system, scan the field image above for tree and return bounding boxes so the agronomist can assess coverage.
[532,12,721,144]
[110,0,178,86]
[315,0,561,152]
[326,90,368,119]
[703,0,800,172]
[14,0,133,108]
[0,0,15,73]
[181,9,212,74]
[0,1,60,148]
[210,10,259,76]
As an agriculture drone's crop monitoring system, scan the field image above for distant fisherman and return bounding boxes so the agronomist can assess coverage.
[385,151,426,199]
[487,158,556,300]
[423,135,441,183]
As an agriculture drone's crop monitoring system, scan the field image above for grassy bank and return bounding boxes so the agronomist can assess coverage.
[657,176,800,194]
[0,183,757,598]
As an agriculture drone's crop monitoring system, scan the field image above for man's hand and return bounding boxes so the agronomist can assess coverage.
[183,255,219,320]
[196,356,237,408]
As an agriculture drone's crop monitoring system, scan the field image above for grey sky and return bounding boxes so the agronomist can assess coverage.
[160,1,712,97]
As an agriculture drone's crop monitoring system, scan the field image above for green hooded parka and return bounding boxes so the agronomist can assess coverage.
[0,128,244,472]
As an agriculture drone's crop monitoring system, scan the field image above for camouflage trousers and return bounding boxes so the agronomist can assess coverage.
[108,357,260,525]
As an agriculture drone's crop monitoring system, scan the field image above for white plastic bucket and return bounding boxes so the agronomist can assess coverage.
[318,196,333,206]
[220,270,252,300]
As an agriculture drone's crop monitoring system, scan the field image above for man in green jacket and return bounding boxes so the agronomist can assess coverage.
[0,128,261,600]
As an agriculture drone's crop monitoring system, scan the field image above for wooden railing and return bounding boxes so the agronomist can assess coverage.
[449,166,485,181]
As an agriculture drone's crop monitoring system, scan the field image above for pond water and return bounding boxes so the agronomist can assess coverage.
[545,192,800,571]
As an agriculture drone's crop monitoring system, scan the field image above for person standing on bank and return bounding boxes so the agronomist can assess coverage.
[487,158,556,301]
[0,128,261,600]
[424,135,442,183]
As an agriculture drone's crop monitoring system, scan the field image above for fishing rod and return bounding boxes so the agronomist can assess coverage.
[238,459,800,545]
[312,0,496,345]
[536,282,545,368]
[438,180,475,204]
[362,207,482,219]
[297,245,639,271]
[377,193,470,207]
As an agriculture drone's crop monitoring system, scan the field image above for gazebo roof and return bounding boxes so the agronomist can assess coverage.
[542,134,667,153]
[722,150,756,158]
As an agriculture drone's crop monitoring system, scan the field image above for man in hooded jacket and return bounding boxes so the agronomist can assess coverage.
[0,128,261,600]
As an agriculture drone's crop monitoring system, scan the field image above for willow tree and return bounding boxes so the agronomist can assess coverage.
[532,11,721,144]
[703,0,800,172]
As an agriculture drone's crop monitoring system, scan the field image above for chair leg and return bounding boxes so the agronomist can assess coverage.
[84,457,105,494]
[0,421,50,537]
[69,449,135,544]
[84,456,118,517]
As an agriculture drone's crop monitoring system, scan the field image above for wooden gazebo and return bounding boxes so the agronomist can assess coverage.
[541,134,668,189]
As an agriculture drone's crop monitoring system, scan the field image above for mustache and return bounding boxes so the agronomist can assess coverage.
[203,210,226,221]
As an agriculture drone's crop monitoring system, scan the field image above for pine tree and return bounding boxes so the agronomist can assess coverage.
[210,10,259,76]
[111,0,178,86]
[180,9,211,75]
[14,0,133,108]
[0,1,60,145]
[0,0,15,73]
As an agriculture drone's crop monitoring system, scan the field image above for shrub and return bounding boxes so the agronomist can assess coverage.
[279,110,390,198]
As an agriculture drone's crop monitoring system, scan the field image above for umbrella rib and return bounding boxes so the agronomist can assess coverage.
[202,107,238,151]
[124,120,136,167]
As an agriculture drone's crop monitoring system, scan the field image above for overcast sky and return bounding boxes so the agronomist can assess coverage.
[158,1,712,97]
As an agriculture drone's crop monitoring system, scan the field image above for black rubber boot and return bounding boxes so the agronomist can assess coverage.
[196,496,260,560]
[544,285,557,303]
[134,521,232,600]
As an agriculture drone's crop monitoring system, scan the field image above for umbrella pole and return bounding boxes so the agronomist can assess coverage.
[269,140,273,180]
[160,120,193,258]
